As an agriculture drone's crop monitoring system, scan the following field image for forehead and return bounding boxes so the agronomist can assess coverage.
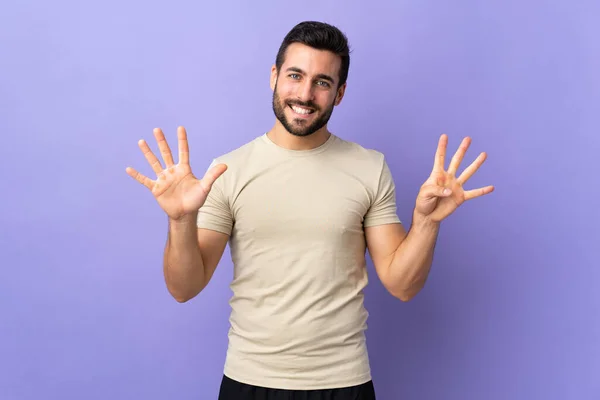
[281,43,341,79]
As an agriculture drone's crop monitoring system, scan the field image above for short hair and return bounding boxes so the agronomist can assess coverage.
[275,21,351,87]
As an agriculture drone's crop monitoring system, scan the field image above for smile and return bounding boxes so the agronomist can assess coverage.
[288,104,315,116]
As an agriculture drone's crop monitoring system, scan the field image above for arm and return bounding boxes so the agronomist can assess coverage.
[125,126,234,303]
[365,214,439,302]
[163,212,229,303]
[366,134,494,301]
[164,156,233,303]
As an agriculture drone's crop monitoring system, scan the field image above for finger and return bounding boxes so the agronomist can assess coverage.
[464,185,495,200]
[432,134,448,173]
[447,137,471,176]
[125,166,154,190]
[178,126,190,165]
[153,128,175,168]
[199,163,228,193]
[457,152,487,184]
[420,184,452,199]
[138,139,164,175]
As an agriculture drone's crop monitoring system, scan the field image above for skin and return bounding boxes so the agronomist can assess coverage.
[365,134,494,300]
[267,42,346,150]
[125,42,494,302]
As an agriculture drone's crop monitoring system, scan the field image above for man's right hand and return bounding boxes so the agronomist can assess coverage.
[126,126,227,221]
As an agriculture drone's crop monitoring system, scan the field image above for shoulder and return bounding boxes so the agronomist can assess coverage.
[330,135,388,170]
[209,135,264,168]
[203,135,268,194]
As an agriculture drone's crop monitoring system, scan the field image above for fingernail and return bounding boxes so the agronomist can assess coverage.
[443,188,452,195]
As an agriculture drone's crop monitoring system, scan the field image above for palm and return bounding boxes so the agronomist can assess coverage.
[415,135,494,223]
[152,164,202,219]
[125,127,227,221]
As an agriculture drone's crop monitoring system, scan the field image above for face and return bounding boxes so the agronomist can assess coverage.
[271,43,346,137]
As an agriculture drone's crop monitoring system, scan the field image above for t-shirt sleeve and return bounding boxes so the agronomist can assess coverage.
[363,156,402,227]
[196,159,234,235]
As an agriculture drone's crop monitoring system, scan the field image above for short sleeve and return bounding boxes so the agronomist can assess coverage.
[196,159,234,235]
[363,157,402,227]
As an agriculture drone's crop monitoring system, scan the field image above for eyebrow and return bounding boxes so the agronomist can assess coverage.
[285,67,335,84]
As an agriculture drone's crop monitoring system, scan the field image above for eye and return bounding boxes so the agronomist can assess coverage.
[316,80,330,88]
[289,73,300,79]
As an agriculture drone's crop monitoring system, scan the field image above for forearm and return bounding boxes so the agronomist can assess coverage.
[387,212,440,301]
[163,212,206,302]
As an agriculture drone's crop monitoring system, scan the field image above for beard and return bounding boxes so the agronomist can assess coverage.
[272,84,335,137]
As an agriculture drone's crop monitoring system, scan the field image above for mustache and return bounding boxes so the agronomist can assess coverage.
[286,99,319,110]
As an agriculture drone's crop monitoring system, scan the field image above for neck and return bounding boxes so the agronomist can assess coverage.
[267,120,331,151]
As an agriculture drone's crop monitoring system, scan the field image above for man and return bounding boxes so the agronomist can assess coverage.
[126,21,493,400]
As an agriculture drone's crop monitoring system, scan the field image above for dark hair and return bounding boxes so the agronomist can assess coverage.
[275,21,351,87]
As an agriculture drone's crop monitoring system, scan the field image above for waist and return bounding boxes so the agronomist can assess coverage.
[223,330,371,390]
[222,296,371,389]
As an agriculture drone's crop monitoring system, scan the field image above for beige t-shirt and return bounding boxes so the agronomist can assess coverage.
[197,133,401,390]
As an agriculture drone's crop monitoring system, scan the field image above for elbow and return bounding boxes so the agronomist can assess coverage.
[396,291,417,302]
[388,289,415,302]
[385,273,428,302]
[164,273,205,303]
[167,286,201,303]
[388,284,423,302]
[173,294,193,303]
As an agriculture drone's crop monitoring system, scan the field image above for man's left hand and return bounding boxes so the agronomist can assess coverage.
[414,134,494,223]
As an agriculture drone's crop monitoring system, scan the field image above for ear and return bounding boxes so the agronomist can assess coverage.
[334,82,347,106]
[270,65,278,91]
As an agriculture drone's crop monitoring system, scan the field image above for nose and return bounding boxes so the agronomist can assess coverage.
[296,80,315,102]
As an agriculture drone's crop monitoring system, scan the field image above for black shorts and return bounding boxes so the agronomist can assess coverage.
[217,375,376,400]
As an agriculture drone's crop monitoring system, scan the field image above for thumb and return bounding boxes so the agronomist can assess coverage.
[200,163,228,193]
[420,184,452,200]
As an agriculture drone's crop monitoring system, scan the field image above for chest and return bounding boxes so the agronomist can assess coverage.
[229,165,373,243]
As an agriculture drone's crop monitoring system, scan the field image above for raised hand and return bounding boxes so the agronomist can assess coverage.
[125,126,227,221]
[414,134,494,223]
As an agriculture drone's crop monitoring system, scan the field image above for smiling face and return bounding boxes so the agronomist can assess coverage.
[270,43,346,137]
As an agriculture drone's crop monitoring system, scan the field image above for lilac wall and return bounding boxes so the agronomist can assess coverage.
[2,1,598,399]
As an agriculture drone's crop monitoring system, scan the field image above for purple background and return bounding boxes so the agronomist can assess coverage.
[1,1,598,399]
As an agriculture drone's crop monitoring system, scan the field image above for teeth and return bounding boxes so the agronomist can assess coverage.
[291,105,313,115]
